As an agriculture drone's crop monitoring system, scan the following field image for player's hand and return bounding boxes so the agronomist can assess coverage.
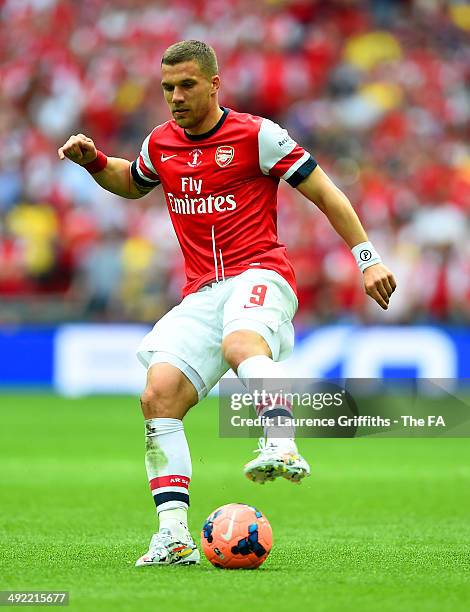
[363,263,396,310]
[58,134,97,165]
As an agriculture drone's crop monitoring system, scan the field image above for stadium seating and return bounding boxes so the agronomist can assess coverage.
[0,0,469,323]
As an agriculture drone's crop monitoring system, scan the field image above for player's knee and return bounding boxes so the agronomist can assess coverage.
[222,330,271,370]
[140,382,177,418]
[140,366,197,419]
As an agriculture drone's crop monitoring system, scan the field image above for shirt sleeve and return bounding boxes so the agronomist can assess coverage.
[130,133,161,188]
[258,118,317,187]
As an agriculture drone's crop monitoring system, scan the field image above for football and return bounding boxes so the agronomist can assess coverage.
[201,503,273,569]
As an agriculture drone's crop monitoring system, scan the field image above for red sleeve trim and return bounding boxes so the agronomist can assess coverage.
[138,155,159,180]
[269,144,305,178]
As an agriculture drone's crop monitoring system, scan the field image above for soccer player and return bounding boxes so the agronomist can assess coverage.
[58,40,396,566]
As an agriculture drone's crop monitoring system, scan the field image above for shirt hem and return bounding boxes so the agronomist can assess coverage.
[182,265,297,298]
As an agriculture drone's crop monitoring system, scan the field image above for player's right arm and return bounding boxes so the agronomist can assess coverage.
[57,134,157,199]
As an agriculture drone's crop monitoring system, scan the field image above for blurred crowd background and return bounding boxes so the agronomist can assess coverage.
[0,0,469,326]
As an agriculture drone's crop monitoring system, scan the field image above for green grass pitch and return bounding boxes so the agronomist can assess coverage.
[1,394,469,611]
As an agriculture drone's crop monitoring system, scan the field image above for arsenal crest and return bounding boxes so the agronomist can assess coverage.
[215,146,234,167]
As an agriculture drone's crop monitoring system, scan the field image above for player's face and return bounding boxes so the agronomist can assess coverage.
[161,60,219,129]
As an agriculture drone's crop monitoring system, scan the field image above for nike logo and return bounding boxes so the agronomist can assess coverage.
[221,509,238,541]
[161,153,177,162]
[243,304,261,309]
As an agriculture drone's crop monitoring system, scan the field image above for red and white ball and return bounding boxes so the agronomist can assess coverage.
[201,503,273,569]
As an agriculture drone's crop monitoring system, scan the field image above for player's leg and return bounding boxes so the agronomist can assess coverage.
[135,288,227,566]
[221,270,310,484]
[136,361,201,566]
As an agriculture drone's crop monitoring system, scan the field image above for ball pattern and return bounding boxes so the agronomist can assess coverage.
[201,503,272,569]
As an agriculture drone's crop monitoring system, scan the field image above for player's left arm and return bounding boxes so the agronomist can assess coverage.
[296,165,397,310]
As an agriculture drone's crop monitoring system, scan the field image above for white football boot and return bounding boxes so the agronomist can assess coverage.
[135,528,200,566]
[244,437,311,484]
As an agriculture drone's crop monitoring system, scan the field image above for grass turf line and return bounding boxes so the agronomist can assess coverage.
[0,394,469,611]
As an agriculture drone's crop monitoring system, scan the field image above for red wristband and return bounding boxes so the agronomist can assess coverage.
[83,150,108,174]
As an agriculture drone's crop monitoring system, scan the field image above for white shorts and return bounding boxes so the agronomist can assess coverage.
[136,269,298,400]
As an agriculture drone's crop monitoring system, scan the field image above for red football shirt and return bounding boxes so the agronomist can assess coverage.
[131,107,317,297]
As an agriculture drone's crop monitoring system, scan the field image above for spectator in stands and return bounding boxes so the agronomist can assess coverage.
[0,0,469,323]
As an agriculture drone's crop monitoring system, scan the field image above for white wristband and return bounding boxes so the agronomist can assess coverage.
[351,241,382,272]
